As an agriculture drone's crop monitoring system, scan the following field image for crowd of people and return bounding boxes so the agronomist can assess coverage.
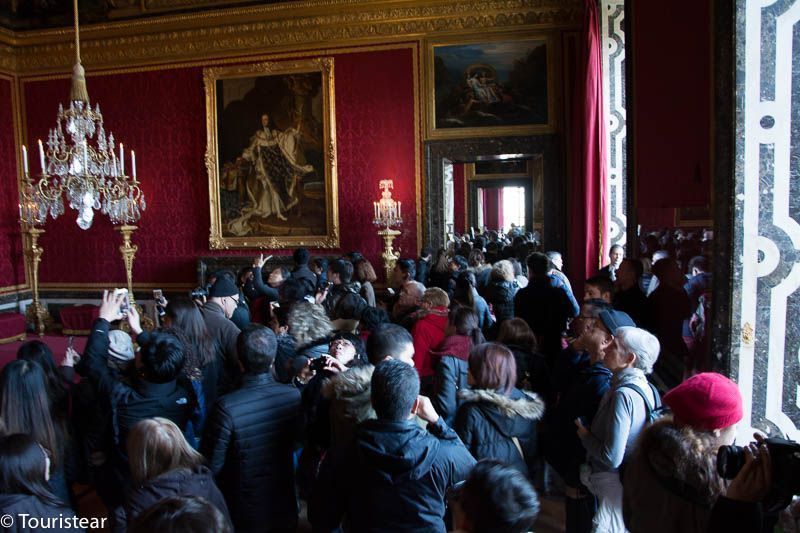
[0,226,779,533]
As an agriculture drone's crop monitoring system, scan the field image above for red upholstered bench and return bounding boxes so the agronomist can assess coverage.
[0,313,26,344]
[60,305,100,336]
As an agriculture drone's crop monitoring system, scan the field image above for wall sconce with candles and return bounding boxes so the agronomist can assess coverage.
[372,179,402,283]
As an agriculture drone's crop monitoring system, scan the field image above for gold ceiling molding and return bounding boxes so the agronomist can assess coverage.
[5,0,580,74]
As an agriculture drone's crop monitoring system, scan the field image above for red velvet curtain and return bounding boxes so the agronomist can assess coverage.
[453,163,466,233]
[568,0,608,293]
[482,187,504,230]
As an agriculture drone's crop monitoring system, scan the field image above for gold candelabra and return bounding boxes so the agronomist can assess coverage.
[117,225,138,305]
[372,179,403,282]
[116,225,153,331]
[377,228,402,282]
[24,227,51,336]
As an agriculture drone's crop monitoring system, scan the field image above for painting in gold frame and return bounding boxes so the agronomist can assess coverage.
[205,58,339,249]
[427,35,556,139]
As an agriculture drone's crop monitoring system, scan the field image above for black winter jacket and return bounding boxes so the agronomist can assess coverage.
[200,302,241,393]
[202,372,303,532]
[309,417,476,532]
[430,335,472,426]
[323,283,368,321]
[112,466,230,532]
[544,360,612,486]
[432,356,469,427]
[292,265,319,297]
[0,494,81,533]
[487,279,518,324]
[83,319,195,453]
[455,388,544,476]
[514,277,575,360]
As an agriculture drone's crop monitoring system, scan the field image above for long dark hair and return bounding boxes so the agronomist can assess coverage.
[449,306,485,346]
[0,434,62,507]
[433,248,449,274]
[0,361,62,468]
[453,271,477,311]
[166,296,215,368]
[16,341,67,413]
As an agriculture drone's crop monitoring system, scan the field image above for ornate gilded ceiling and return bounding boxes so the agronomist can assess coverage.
[1,0,292,31]
[0,0,581,75]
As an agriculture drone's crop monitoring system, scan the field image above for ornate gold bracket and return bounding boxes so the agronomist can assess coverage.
[24,227,52,336]
[377,227,401,283]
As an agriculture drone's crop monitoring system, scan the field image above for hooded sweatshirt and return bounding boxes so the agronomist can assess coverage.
[309,418,475,532]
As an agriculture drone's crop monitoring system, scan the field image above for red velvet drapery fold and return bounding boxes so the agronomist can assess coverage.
[482,187,504,231]
[567,0,609,294]
[453,163,466,234]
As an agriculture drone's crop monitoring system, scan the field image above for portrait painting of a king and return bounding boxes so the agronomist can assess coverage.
[205,59,338,249]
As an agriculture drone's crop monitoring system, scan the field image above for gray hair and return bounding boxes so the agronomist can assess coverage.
[615,326,660,374]
[403,280,425,299]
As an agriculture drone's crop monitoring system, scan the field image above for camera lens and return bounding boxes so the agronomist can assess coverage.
[717,445,746,479]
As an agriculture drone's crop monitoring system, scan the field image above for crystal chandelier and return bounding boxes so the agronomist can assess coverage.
[18,0,145,230]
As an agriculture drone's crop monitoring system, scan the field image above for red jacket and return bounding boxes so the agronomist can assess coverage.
[411,307,449,378]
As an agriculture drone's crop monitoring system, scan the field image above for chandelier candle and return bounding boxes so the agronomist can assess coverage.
[21,145,28,175]
[38,140,45,173]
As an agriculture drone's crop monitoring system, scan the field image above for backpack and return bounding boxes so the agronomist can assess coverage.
[618,381,664,425]
[618,381,665,482]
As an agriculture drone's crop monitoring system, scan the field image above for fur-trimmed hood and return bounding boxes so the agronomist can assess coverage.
[321,364,375,429]
[458,388,545,420]
[322,364,373,400]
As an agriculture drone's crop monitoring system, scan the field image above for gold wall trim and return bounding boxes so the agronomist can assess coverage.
[0,284,28,296]
[40,282,195,291]
[4,0,580,75]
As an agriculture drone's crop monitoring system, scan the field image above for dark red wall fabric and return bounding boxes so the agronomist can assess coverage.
[633,1,711,211]
[0,78,25,289]
[21,47,417,285]
[453,163,465,234]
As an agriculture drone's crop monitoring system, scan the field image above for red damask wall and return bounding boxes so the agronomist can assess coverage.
[0,78,25,289]
[21,46,418,285]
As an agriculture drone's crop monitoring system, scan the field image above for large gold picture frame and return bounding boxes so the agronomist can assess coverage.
[426,34,556,139]
[204,57,339,249]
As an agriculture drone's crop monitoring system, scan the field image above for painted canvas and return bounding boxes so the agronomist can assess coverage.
[431,38,551,137]
[205,58,338,249]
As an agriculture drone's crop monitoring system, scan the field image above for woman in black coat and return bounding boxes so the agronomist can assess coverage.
[431,307,485,426]
[0,434,79,533]
[115,418,230,532]
[485,261,519,332]
[455,343,544,477]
